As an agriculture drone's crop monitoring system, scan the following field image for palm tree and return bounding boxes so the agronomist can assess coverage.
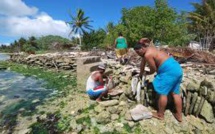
[188,0,215,51]
[66,9,93,46]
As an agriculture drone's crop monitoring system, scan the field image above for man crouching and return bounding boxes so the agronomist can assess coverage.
[134,42,183,122]
[86,63,110,102]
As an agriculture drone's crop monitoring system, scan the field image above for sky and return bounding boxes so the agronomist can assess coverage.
[0,0,200,45]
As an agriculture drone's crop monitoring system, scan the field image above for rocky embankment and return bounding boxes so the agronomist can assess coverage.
[9,52,85,71]
[7,50,215,133]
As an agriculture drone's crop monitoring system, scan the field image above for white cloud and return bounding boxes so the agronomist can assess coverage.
[1,13,71,38]
[0,0,72,41]
[0,0,38,16]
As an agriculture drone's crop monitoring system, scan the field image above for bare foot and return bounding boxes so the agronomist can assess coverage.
[172,113,182,122]
[152,112,164,120]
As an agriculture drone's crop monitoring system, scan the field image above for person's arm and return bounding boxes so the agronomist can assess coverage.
[95,72,105,85]
[145,54,157,75]
[139,58,146,78]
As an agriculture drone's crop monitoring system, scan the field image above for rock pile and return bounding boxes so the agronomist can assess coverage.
[182,64,215,123]
[9,52,80,71]
[101,58,215,124]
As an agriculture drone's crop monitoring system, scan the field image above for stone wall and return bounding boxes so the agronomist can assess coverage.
[9,53,77,71]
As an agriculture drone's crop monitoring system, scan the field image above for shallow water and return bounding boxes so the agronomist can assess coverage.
[0,70,52,112]
[0,53,10,61]
[0,53,53,116]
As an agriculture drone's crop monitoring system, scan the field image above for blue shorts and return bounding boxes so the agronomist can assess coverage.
[152,57,183,95]
[86,86,107,99]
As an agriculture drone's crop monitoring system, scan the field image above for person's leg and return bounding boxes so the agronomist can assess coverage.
[171,73,183,122]
[93,86,108,102]
[153,95,167,120]
[96,90,108,102]
[115,49,120,61]
[172,93,182,122]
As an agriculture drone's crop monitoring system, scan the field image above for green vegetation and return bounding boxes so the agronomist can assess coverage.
[30,112,72,134]
[123,123,132,133]
[0,35,73,53]
[188,0,215,51]
[0,61,76,91]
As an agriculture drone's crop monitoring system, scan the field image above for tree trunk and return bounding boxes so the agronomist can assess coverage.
[209,38,215,51]
[79,36,82,46]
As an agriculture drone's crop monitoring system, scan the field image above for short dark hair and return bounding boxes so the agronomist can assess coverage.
[133,43,143,50]
[118,32,123,36]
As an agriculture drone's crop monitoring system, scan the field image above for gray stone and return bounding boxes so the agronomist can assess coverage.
[209,69,215,75]
[190,120,204,131]
[111,114,119,120]
[196,97,205,117]
[199,86,208,96]
[130,104,152,121]
[206,90,215,104]
[128,121,135,128]
[124,111,133,121]
[95,111,111,124]
[200,100,214,123]
[98,124,114,133]
[94,105,105,113]
[114,123,124,132]
[189,92,198,114]
[185,92,192,115]
[119,93,128,102]
[99,100,119,107]
[107,106,118,114]
[76,56,100,65]
[200,79,213,89]
[186,82,199,92]
[165,126,174,134]
[193,97,201,116]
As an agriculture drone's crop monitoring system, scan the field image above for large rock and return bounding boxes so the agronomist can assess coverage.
[200,100,214,123]
[130,104,152,121]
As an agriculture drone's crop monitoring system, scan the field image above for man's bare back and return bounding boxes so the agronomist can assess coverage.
[144,47,169,69]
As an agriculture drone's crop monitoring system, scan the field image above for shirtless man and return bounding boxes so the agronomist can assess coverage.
[86,63,109,102]
[134,42,183,122]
